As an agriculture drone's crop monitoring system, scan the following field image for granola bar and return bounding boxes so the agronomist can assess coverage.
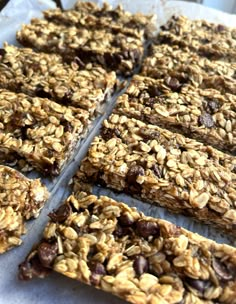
[19,192,236,304]
[16,19,144,76]
[0,89,89,175]
[158,15,236,62]
[74,114,236,232]
[44,4,155,40]
[114,75,236,154]
[0,165,48,253]
[0,44,116,116]
[141,44,236,94]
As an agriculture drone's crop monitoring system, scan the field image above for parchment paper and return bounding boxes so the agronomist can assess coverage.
[0,1,235,304]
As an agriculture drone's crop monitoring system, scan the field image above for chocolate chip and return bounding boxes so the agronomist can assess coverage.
[89,261,106,286]
[147,86,162,97]
[119,213,134,226]
[126,165,145,185]
[89,261,106,275]
[0,49,6,58]
[62,90,73,105]
[165,77,182,92]
[35,84,52,99]
[212,257,233,281]
[138,127,160,142]
[48,204,71,223]
[114,224,132,237]
[216,24,225,32]
[152,164,162,178]
[18,254,51,281]
[144,97,156,109]
[198,113,215,128]
[100,126,121,141]
[61,120,73,133]
[38,242,58,268]
[136,220,160,239]
[203,99,220,114]
[133,255,149,276]
[186,278,209,293]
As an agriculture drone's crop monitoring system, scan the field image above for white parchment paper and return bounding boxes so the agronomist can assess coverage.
[0,1,235,304]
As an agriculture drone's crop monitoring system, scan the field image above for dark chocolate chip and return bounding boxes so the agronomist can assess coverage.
[61,120,73,133]
[62,90,73,105]
[144,97,156,109]
[200,38,210,44]
[0,48,6,58]
[100,126,121,141]
[198,113,215,128]
[216,24,225,32]
[48,204,71,223]
[126,165,145,185]
[186,278,209,293]
[38,242,58,268]
[89,261,106,286]
[212,257,233,281]
[35,84,52,99]
[118,213,134,227]
[203,99,220,114]
[152,164,162,178]
[114,224,132,237]
[136,220,160,239]
[88,261,106,275]
[165,77,182,92]
[138,127,160,142]
[133,255,149,276]
[147,86,162,97]
[18,254,51,281]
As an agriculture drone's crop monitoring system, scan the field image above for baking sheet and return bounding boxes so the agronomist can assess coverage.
[0,1,235,304]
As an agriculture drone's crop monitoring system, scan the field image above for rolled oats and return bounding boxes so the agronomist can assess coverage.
[158,15,236,62]
[74,114,236,232]
[141,44,236,94]
[16,19,144,76]
[0,165,48,253]
[0,89,89,175]
[0,44,116,116]
[115,75,236,154]
[19,192,236,304]
[44,2,155,39]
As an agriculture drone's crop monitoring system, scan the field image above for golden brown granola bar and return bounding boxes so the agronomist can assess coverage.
[44,3,155,40]
[0,44,116,116]
[158,16,236,62]
[141,44,236,94]
[74,114,236,232]
[16,19,144,76]
[0,165,48,253]
[0,89,89,175]
[115,75,236,154]
[19,192,236,303]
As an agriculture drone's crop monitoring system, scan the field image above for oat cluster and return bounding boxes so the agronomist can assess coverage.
[19,192,236,304]
[0,165,48,253]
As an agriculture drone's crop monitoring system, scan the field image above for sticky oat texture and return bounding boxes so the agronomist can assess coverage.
[0,165,48,253]
[158,15,236,62]
[0,89,89,175]
[74,114,236,232]
[115,75,236,154]
[141,44,236,94]
[17,19,144,76]
[43,4,155,39]
[0,44,116,116]
[19,192,236,303]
